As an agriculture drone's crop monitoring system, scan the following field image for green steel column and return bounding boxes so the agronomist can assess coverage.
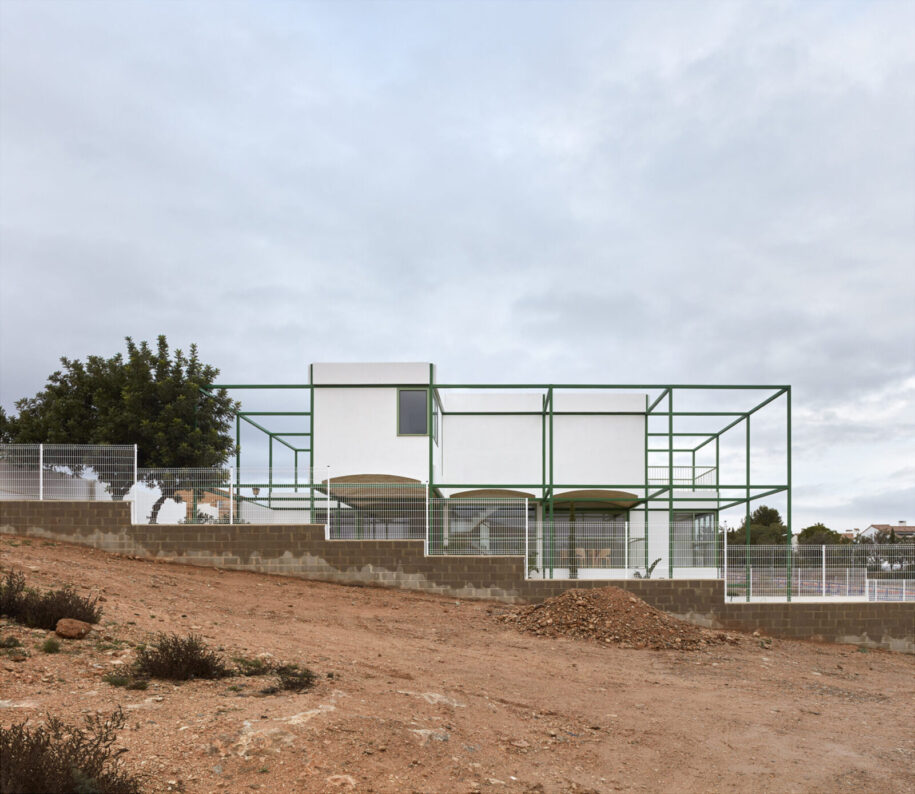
[745,415,751,602]
[548,387,554,579]
[644,395,649,570]
[294,450,298,493]
[715,436,720,571]
[235,413,240,525]
[268,434,273,508]
[542,394,547,575]
[668,390,674,579]
[309,376,315,525]
[235,414,241,470]
[786,387,792,602]
[428,364,434,487]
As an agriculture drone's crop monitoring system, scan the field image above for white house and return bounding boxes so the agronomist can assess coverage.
[309,363,728,580]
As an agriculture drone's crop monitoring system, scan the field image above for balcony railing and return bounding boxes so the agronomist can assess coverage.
[647,466,716,487]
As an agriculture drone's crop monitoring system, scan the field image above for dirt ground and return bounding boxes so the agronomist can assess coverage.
[1,536,913,794]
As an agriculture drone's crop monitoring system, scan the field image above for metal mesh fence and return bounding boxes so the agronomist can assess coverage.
[427,498,528,555]
[525,518,722,581]
[325,481,427,539]
[0,444,135,501]
[724,544,915,602]
[135,468,315,525]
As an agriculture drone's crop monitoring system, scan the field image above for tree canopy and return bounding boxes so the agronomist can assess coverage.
[796,523,850,545]
[727,505,788,545]
[6,336,237,469]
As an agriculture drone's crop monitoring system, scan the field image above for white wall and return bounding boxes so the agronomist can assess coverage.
[313,387,430,481]
[312,362,431,385]
[551,393,646,491]
[439,392,542,493]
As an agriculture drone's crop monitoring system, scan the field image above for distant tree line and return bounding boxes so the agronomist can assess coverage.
[725,505,912,545]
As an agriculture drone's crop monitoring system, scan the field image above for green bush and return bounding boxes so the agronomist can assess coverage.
[0,570,102,630]
[40,638,61,654]
[133,633,229,681]
[0,708,142,794]
[0,635,22,649]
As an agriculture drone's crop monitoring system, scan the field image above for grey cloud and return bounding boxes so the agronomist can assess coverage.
[1,0,912,531]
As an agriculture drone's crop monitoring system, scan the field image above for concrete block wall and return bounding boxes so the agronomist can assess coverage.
[1,500,911,652]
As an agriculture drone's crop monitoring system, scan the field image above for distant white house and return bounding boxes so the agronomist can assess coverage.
[859,522,914,541]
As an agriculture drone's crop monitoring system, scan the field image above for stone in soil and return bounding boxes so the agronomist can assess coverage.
[56,618,92,639]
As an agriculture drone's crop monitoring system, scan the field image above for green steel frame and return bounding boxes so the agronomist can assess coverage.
[201,374,791,593]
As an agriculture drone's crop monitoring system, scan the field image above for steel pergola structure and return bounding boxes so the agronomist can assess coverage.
[200,366,792,597]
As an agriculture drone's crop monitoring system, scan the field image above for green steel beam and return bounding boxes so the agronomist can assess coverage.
[646,388,671,414]
[238,411,311,416]
[205,384,311,389]
[313,382,788,391]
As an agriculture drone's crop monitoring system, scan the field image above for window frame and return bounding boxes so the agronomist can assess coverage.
[396,388,430,437]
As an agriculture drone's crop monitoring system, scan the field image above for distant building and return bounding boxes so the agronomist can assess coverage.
[859,522,915,540]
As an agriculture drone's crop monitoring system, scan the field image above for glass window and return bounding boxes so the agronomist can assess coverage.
[398,389,428,435]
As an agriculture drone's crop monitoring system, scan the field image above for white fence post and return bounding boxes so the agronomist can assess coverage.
[524,498,529,578]
[325,466,331,540]
[131,444,138,523]
[424,480,429,556]
[821,545,826,597]
[228,467,234,525]
[38,443,44,501]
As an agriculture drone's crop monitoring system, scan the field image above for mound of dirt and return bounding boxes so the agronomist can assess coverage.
[500,586,740,650]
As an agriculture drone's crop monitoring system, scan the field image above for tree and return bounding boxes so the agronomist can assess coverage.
[8,337,238,521]
[796,523,849,545]
[0,407,15,443]
[727,505,788,545]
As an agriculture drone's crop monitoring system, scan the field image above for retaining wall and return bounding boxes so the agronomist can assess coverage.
[2,500,912,652]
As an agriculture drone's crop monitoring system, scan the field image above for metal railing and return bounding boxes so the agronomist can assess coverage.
[724,544,915,602]
[647,466,716,487]
[0,444,136,501]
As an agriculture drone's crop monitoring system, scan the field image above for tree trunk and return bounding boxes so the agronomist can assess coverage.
[148,493,167,525]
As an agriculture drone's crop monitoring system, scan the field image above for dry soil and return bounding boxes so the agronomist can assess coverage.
[1,535,913,794]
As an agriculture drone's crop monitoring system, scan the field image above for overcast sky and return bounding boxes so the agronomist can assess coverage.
[1,0,912,532]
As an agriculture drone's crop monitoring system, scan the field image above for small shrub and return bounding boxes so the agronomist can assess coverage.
[0,635,22,649]
[0,707,142,794]
[261,664,317,695]
[234,656,273,676]
[133,633,230,681]
[0,569,102,630]
[125,678,149,691]
[40,638,61,654]
[103,672,131,688]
